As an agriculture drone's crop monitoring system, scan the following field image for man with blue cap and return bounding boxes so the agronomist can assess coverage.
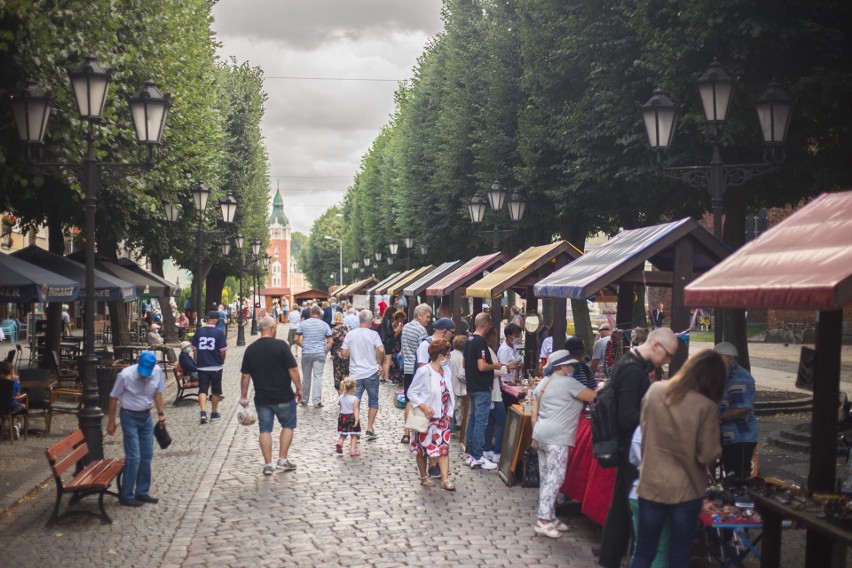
[107,350,167,507]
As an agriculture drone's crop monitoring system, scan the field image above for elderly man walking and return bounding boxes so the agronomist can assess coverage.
[295,304,332,407]
[341,310,385,441]
[399,303,432,444]
[240,316,302,476]
[106,351,166,506]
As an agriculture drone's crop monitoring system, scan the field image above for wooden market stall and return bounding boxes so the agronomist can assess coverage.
[334,276,376,301]
[292,289,329,304]
[386,265,435,319]
[364,270,407,312]
[401,260,463,317]
[684,190,852,568]
[425,252,506,330]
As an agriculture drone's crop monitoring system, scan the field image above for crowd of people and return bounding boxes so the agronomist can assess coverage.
[104,294,757,567]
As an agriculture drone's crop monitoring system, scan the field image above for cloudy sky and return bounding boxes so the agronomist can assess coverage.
[211,0,445,234]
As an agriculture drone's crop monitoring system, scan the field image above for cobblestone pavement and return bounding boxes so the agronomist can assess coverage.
[0,326,602,567]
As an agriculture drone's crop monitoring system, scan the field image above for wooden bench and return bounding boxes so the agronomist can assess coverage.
[173,364,199,405]
[45,429,124,525]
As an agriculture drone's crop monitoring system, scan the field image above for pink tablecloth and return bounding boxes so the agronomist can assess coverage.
[561,416,616,525]
[501,383,525,399]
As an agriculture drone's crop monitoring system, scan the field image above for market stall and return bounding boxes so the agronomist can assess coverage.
[386,265,434,318]
[534,218,729,374]
[401,260,462,317]
[364,270,406,312]
[425,252,506,331]
[335,276,376,301]
[684,190,852,568]
[293,289,329,305]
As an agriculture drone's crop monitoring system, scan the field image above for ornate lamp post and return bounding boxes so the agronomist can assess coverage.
[12,56,170,460]
[190,182,211,327]
[640,60,793,240]
[235,233,247,346]
[468,181,526,252]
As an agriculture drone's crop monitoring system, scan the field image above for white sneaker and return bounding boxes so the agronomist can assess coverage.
[491,453,501,463]
[463,453,475,465]
[469,457,483,469]
[483,451,494,461]
[479,458,498,471]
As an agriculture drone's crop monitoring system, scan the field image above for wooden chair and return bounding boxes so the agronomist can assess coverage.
[51,350,79,389]
[47,388,82,435]
[0,379,28,443]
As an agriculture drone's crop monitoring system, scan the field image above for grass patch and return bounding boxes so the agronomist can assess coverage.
[688,323,768,343]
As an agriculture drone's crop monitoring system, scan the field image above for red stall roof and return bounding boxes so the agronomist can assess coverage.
[425,252,505,297]
[684,191,852,310]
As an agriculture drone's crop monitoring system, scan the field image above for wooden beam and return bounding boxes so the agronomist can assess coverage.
[618,269,675,287]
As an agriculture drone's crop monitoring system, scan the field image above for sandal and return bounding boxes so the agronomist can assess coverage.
[350,449,361,457]
[400,434,410,444]
[335,443,343,454]
[420,476,436,487]
[440,480,456,491]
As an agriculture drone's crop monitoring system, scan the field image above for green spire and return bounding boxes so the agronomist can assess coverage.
[269,188,289,227]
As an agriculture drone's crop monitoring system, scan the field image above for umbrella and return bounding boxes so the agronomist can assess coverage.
[11,246,137,302]
[0,252,80,303]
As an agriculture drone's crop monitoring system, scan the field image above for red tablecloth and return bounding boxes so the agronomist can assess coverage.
[561,416,616,525]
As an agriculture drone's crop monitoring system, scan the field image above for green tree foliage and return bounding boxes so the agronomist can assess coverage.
[299,206,343,291]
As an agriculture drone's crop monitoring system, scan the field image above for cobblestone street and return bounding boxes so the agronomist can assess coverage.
[0,327,601,567]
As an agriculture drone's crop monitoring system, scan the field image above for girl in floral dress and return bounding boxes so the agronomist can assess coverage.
[407,338,456,490]
[330,312,350,391]
[336,378,361,457]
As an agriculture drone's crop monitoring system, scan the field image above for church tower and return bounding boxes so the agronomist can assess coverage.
[263,187,292,312]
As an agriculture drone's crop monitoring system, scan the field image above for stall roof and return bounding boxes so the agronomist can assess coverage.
[336,277,376,298]
[259,287,291,297]
[425,252,505,297]
[117,258,176,296]
[12,246,137,302]
[366,271,402,295]
[534,218,729,299]
[466,241,582,299]
[370,270,413,296]
[0,252,80,303]
[67,251,170,297]
[293,289,329,301]
[685,191,852,310]
[402,261,463,297]
[388,265,435,296]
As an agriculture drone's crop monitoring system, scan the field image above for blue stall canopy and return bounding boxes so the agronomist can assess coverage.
[0,252,80,303]
[12,246,137,302]
[534,218,730,299]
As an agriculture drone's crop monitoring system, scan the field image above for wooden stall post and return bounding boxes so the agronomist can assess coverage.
[551,297,567,350]
[525,287,538,371]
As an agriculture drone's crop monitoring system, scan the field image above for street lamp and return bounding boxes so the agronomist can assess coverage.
[468,180,526,252]
[324,235,343,287]
[374,250,382,262]
[363,255,371,268]
[12,56,170,460]
[404,234,415,250]
[163,202,180,223]
[235,232,246,346]
[220,240,231,256]
[190,182,211,327]
[353,260,359,270]
[640,60,792,240]
[420,244,428,256]
[388,240,399,256]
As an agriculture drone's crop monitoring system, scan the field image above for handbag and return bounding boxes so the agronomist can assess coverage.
[404,368,434,433]
[520,447,540,487]
[154,420,172,449]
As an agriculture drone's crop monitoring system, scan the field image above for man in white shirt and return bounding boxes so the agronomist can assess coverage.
[341,310,385,441]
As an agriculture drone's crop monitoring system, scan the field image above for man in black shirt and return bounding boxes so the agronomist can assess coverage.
[462,313,505,471]
[240,316,303,476]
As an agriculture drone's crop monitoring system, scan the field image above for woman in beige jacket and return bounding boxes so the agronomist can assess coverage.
[630,350,727,568]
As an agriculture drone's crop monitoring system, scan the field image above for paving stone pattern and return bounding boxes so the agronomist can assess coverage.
[0,327,601,567]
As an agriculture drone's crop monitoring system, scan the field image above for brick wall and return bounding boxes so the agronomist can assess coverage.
[768,305,852,329]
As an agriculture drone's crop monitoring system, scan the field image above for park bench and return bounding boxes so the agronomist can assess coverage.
[44,429,124,525]
[173,363,199,405]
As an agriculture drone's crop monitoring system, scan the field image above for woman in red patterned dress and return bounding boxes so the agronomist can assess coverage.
[408,338,456,490]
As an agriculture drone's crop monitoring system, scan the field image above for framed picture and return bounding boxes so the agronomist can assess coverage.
[499,405,531,486]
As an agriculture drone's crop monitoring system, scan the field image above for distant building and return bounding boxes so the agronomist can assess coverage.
[259,188,307,314]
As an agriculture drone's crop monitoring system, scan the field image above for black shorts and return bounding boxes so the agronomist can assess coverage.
[403,373,414,398]
[198,369,223,396]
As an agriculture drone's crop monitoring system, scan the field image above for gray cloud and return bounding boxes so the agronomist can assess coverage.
[211,0,443,234]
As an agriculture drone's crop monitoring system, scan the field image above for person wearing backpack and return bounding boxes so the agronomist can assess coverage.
[598,328,679,568]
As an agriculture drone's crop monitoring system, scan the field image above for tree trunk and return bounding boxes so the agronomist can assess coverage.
[43,208,64,369]
[564,213,593,349]
[205,266,227,312]
[632,286,647,330]
[97,232,132,347]
[150,253,177,343]
[616,282,635,331]
[721,189,751,370]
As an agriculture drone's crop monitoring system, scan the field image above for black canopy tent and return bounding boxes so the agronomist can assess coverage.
[534,218,730,374]
[117,258,176,297]
[0,251,80,303]
[12,246,137,303]
[67,251,171,297]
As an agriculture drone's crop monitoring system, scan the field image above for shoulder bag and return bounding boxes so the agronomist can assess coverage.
[404,368,434,433]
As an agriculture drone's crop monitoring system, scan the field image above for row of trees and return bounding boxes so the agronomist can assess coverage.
[0,1,270,347]
[301,0,852,295]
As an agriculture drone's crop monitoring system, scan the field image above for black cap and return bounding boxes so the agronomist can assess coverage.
[564,336,585,355]
[207,310,220,320]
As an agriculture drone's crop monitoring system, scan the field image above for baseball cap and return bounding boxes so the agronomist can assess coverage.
[547,349,579,368]
[179,341,192,350]
[433,317,456,331]
[564,336,585,355]
[482,304,490,310]
[207,310,220,320]
[137,351,157,377]
[714,342,738,357]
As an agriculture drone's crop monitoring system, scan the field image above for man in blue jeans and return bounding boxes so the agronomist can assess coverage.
[341,309,385,441]
[462,313,506,471]
[106,351,166,506]
[240,316,302,475]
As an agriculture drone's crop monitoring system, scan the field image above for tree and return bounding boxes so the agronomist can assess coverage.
[299,207,343,290]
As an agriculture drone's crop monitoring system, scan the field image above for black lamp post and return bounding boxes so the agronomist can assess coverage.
[640,60,793,240]
[468,180,526,252]
[190,182,211,327]
[235,233,246,346]
[12,56,171,460]
[250,238,261,335]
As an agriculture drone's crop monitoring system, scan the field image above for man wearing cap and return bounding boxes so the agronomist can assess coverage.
[192,310,228,424]
[178,340,198,381]
[146,323,164,347]
[106,351,166,507]
[590,323,612,376]
[340,310,385,441]
[715,341,759,480]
